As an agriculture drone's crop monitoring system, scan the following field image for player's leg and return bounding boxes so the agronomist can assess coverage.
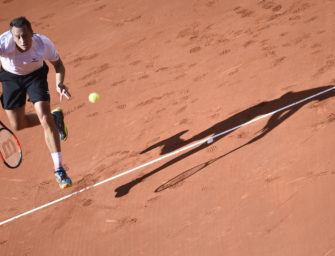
[34,101,60,153]
[26,64,71,188]
[25,63,62,163]
[4,105,40,131]
[34,101,72,189]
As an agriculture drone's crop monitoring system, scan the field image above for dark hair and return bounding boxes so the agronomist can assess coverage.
[9,16,33,32]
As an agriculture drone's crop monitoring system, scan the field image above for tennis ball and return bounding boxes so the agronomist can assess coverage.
[88,92,99,103]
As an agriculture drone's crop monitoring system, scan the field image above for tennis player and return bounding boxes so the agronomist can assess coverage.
[0,16,72,189]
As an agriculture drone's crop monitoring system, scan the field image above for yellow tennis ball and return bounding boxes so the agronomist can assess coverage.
[89,92,99,103]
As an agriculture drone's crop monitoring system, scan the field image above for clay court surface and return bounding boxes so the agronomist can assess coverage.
[1,0,335,255]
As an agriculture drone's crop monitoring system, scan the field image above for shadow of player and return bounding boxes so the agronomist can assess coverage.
[115,85,335,197]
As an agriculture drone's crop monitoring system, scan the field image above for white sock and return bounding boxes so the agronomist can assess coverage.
[51,152,63,170]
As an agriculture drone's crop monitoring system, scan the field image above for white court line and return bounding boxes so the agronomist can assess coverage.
[1,86,334,226]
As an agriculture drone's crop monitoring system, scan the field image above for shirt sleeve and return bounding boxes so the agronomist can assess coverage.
[41,35,59,62]
[0,35,4,57]
[0,31,15,58]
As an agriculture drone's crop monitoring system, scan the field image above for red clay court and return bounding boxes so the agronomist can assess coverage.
[1,0,335,255]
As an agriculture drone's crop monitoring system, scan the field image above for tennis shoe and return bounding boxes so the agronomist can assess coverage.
[52,107,68,141]
[55,167,72,189]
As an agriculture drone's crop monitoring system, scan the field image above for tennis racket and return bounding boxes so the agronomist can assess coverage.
[0,121,22,169]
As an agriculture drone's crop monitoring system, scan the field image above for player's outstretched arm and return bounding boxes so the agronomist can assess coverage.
[50,58,71,101]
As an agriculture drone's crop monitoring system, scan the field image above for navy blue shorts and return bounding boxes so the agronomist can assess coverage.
[0,63,50,110]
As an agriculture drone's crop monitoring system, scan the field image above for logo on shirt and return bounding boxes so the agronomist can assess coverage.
[32,57,38,62]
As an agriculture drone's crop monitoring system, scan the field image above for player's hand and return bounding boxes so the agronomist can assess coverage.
[57,83,71,101]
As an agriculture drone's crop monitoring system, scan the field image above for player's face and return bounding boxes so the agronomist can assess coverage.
[11,25,33,52]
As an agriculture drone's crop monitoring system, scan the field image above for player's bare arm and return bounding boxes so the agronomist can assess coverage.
[50,58,71,101]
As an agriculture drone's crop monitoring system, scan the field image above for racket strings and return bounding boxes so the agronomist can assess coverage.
[0,129,21,168]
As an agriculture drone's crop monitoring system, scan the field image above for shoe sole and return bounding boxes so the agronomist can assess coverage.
[60,183,72,189]
[52,107,68,142]
[62,124,68,142]
[56,178,72,189]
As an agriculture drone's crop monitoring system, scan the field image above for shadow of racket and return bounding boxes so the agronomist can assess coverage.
[155,143,245,192]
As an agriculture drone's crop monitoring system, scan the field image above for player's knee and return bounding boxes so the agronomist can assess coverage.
[39,114,53,129]
[12,123,25,131]
[10,123,20,131]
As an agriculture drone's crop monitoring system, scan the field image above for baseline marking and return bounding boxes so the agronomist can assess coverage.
[1,86,334,226]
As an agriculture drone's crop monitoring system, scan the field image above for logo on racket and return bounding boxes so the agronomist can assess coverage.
[0,121,22,169]
[1,138,17,158]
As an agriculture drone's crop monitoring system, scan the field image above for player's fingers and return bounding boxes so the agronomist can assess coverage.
[57,83,71,101]
[64,90,71,99]
[62,91,70,100]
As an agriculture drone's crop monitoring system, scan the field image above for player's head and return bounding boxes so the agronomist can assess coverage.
[10,16,33,33]
[9,16,33,52]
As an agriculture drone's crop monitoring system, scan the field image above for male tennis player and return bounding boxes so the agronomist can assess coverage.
[0,17,72,189]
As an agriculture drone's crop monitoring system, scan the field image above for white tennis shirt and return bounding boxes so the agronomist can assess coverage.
[0,31,59,75]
